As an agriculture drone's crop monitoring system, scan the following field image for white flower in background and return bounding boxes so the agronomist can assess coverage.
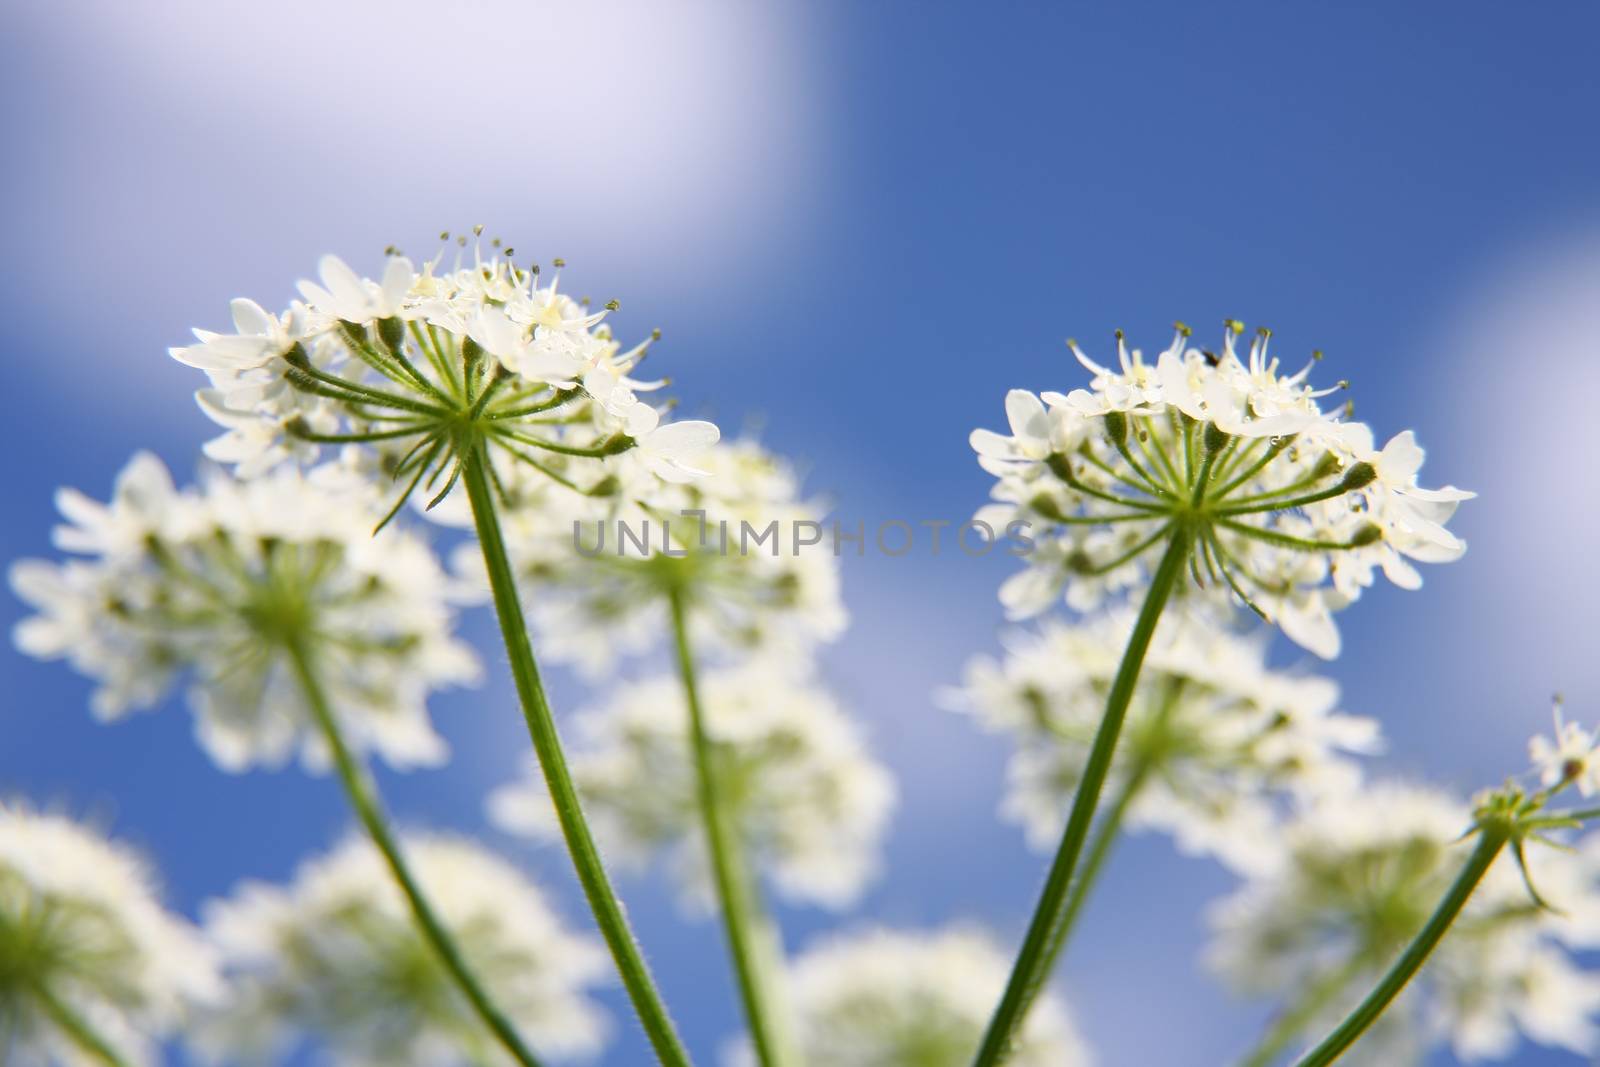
[169,235,718,515]
[971,322,1472,658]
[195,834,608,1066]
[9,452,479,772]
[726,926,1092,1067]
[0,803,220,1067]
[469,439,847,679]
[944,609,1379,873]
[1529,697,1600,796]
[1206,783,1600,1064]
[489,660,894,911]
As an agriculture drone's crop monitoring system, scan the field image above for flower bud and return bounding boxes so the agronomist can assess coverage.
[1340,462,1378,491]
[377,316,406,352]
[1350,523,1383,547]
[1029,493,1070,524]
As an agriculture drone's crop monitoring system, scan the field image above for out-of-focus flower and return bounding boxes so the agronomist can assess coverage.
[489,660,894,911]
[1529,697,1600,797]
[945,609,1379,873]
[725,926,1092,1067]
[196,834,608,1066]
[1206,782,1600,1064]
[9,452,479,772]
[464,439,846,678]
[169,237,718,512]
[971,323,1471,658]
[0,803,220,1067]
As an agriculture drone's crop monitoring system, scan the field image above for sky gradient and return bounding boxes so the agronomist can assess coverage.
[4,2,1599,1064]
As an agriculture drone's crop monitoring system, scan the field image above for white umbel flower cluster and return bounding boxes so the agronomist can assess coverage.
[489,661,895,911]
[472,438,847,678]
[170,240,718,509]
[729,926,1092,1067]
[946,609,1379,873]
[9,452,479,772]
[195,834,609,1066]
[971,323,1472,657]
[0,804,220,1067]
[1206,783,1600,1064]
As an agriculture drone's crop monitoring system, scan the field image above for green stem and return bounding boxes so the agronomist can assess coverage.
[31,981,129,1067]
[1081,522,1171,575]
[1540,803,1600,824]
[283,359,448,417]
[1215,480,1350,517]
[972,530,1191,1066]
[1290,829,1508,1067]
[491,426,624,459]
[284,638,546,1067]
[1104,439,1177,499]
[1235,959,1363,1067]
[1210,437,1290,500]
[1216,520,1367,553]
[1020,760,1151,1017]
[461,444,693,1067]
[667,586,798,1067]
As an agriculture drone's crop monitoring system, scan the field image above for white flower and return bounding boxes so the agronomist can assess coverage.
[170,236,719,515]
[169,297,297,378]
[969,389,1062,468]
[632,413,720,483]
[944,609,1379,873]
[195,834,608,1066]
[466,305,588,384]
[296,253,415,325]
[726,926,1092,1067]
[1206,782,1600,1064]
[10,453,479,772]
[45,450,185,558]
[489,660,894,911]
[470,439,847,680]
[1369,429,1474,552]
[0,803,221,1067]
[1529,698,1600,796]
[971,322,1472,658]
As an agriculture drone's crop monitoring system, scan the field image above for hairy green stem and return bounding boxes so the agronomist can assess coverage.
[1026,758,1151,1009]
[31,981,129,1067]
[1291,829,1508,1067]
[461,445,692,1067]
[972,530,1191,1066]
[667,586,798,1067]
[1236,959,1363,1067]
[284,638,546,1067]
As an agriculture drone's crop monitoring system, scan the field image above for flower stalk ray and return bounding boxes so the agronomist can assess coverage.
[972,529,1192,1065]
[668,580,800,1067]
[284,636,548,1067]
[29,979,134,1067]
[462,445,694,1067]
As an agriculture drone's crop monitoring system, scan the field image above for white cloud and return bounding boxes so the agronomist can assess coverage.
[17,0,816,246]
[1425,224,1600,706]
[7,1,821,406]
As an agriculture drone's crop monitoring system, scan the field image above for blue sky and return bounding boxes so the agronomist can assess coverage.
[3,2,1599,1064]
